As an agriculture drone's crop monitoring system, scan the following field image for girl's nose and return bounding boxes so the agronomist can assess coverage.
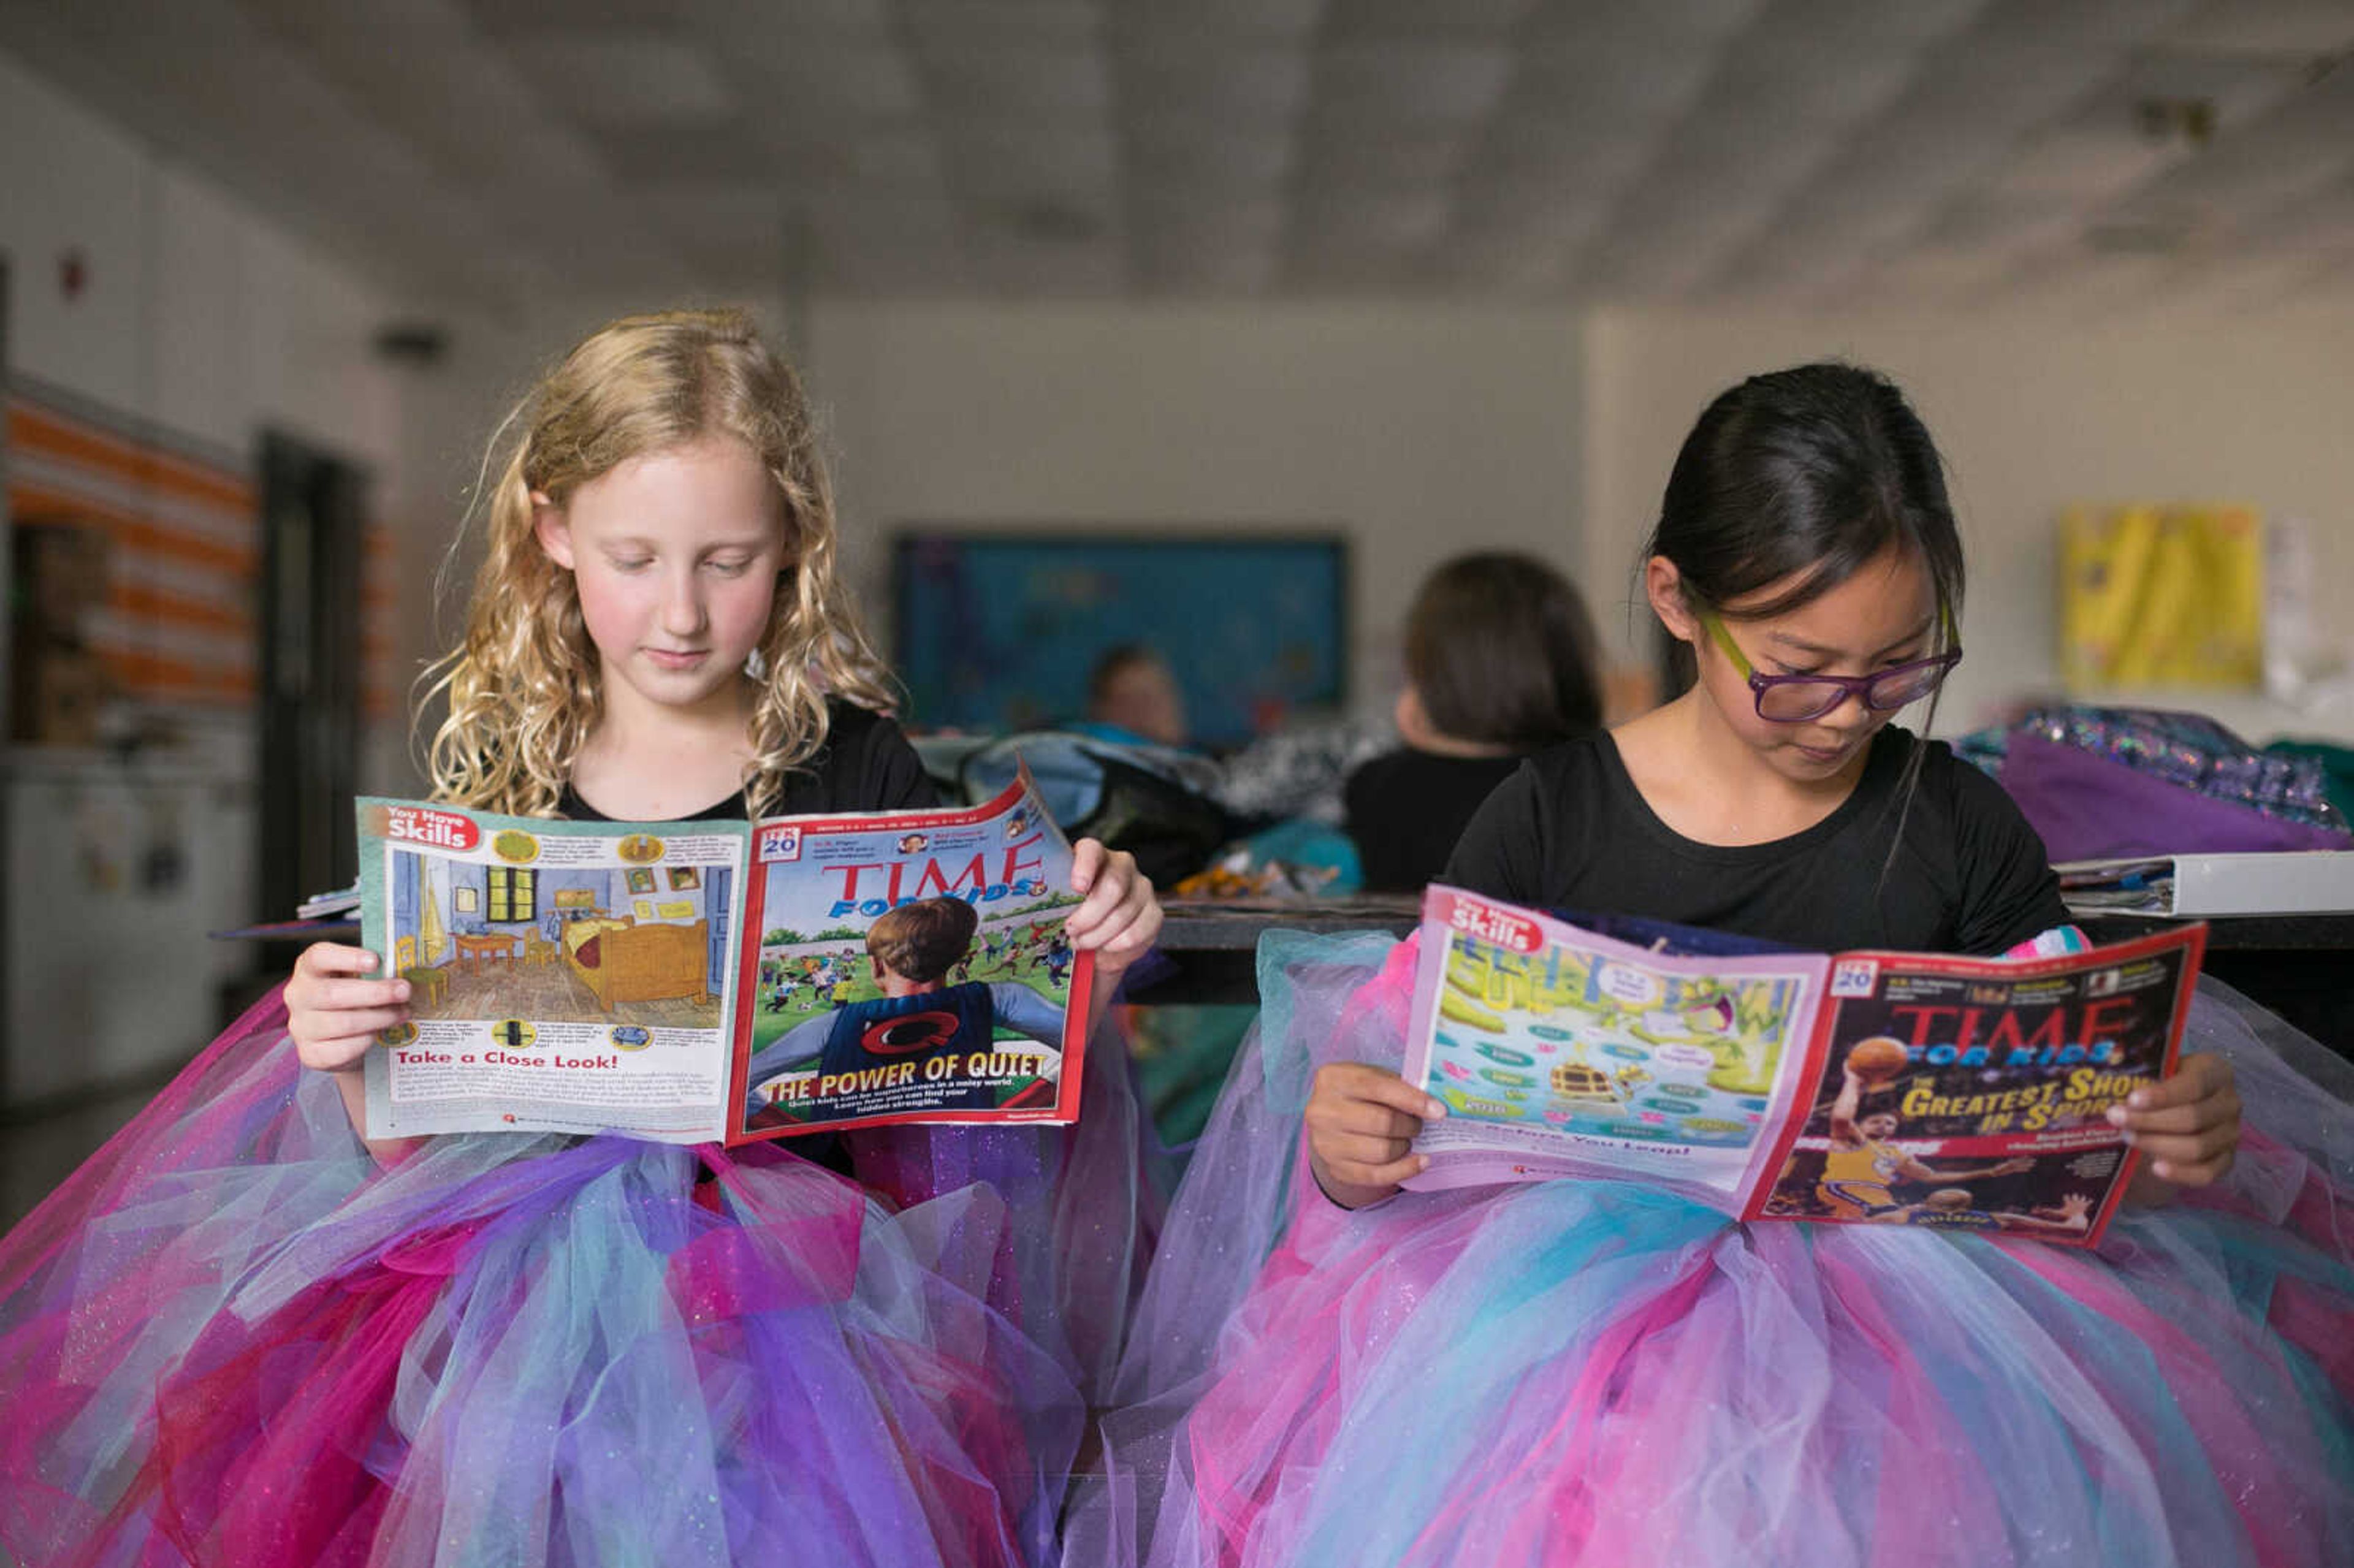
[659,571,707,636]
[1816,686,1873,728]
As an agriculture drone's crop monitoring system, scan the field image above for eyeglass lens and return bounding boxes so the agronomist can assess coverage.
[1755,661,1951,721]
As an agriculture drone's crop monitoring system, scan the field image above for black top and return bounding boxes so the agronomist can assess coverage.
[1344,747,1527,894]
[1443,726,2068,956]
[553,699,934,1176]
[557,699,937,821]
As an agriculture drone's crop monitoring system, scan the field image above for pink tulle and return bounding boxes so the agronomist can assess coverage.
[1083,931,2354,1568]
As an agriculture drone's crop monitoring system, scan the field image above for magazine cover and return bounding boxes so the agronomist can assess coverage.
[729,790,1092,1140]
[1400,886,2206,1247]
[1743,929,2204,1244]
[354,770,1092,1145]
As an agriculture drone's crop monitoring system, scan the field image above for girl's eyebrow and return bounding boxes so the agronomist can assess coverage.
[1764,617,1937,660]
[600,533,771,552]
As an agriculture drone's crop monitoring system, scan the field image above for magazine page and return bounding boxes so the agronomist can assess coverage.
[1398,886,1831,1209]
[1742,924,2206,1247]
[357,800,749,1143]
[729,767,1094,1141]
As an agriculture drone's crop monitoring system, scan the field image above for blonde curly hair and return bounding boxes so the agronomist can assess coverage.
[424,308,895,818]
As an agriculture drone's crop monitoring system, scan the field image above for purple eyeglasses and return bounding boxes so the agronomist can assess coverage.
[1698,608,1962,723]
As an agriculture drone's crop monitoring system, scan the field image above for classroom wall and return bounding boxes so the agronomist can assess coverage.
[0,50,403,510]
[1582,303,2354,745]
[0,44,421,1089]
[1,43,425,781]
[801,300,1586,721]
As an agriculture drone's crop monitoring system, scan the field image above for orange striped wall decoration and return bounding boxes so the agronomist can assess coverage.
[7,389,257,710]
[7,382,400,723]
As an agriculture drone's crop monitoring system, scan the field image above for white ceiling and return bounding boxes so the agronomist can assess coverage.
[6,0,2354,313]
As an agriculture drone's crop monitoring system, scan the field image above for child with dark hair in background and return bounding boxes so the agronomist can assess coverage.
[1344,552,1604,892]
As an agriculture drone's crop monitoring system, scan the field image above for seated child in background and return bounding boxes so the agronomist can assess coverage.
[1081,643,1190,749]
[1344,551,1604,892]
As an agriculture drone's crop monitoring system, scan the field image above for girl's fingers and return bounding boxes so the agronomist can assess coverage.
[1330,1102,1426,1141]
[1073,883,1163,954]
[1342,1068,1447,1123]
[1065,847,1157,937]
[2149,1147,2234,1186]
[318,1007,411,1040]
[323,977,411,1011]
[1065,854,1137,932]
[1322,1130,1414,1166]
[294,1026,400,1072]
[2133,1123,2239,1168]
[1328,1150,1428,1189]
[2109,1086,2238,1136]
[2122,1054,2231,1111]
[299,943,386,977]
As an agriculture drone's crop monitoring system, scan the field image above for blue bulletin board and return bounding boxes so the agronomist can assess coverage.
[892,531,1350,748]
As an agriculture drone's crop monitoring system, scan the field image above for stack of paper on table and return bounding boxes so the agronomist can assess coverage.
[2057,851,2354,917]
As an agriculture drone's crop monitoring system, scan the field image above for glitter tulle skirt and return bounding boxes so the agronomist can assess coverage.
[0,988,1148,1568]
[1073,933,2354,1568]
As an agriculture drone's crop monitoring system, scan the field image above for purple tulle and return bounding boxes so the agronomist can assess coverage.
[0,986,1148,1566]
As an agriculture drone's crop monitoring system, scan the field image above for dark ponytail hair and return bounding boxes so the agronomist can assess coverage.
[1645,362,1963,647]
[1406,551,1604,750]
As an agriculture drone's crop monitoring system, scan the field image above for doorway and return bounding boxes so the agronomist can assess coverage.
[257,431,370,923]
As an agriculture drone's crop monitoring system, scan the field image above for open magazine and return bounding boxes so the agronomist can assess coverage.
[1401,886,2206,1247]
[354,769,1092,1145]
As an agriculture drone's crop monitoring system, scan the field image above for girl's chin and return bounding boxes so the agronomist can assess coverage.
[1783,737,1867,774]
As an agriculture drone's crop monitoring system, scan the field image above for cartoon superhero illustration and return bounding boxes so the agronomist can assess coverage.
[743,898,1066,1124]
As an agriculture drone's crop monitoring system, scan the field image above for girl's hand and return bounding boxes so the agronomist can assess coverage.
[1064,838,1162,981]
[286,943,411,1076]
[2116,1052,2241,1203]
[1306,1062,1446,1210]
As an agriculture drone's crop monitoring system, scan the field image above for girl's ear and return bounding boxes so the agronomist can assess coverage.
[1645,556,1698,644]
[531,492,576,571]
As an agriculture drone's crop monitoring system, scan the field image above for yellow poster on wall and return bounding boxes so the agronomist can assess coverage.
[2060,504,2263,688]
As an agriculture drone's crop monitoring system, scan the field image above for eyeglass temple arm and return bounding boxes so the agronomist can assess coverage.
[1698,603,1961,677]
[1697,609,1753,679]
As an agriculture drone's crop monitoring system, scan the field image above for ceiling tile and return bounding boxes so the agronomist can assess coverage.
[920,45,1110,118]
[1323,0,1540,36]
[1114,42,1312,126]
[507,30,738,124]
[1127,121,1297,191]
[1314,39,1513,123]
[13,0,2354,307]
[1103,0,1325,40]
[2160,1,2354,58]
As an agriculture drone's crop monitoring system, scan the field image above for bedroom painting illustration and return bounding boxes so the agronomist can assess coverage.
[386,837,731,1030]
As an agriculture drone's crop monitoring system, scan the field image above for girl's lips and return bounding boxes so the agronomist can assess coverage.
[645,648,709,669]
[1795,741,1851,764]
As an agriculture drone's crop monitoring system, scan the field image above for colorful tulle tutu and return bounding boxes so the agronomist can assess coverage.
[1074,932,2354,1568]
[0,987,1148,1568]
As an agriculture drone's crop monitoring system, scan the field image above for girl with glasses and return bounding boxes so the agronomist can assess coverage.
[1354,360,2237,1203]
[1081,364,2354,1568]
